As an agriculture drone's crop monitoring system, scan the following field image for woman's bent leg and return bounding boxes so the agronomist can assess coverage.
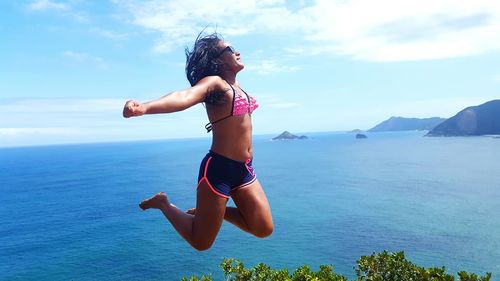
[139,181,228,251]
[223,206,251,232]
[230,180,274,238]
[186,206,251,232]
[185,180,273,237]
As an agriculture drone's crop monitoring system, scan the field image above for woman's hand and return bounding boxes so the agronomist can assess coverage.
[123,100,147,118]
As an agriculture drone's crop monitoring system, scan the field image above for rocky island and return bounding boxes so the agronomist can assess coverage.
[426,100,500,136]
[272,131,308,140]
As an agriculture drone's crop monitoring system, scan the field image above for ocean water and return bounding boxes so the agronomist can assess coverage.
[1,131,499,280]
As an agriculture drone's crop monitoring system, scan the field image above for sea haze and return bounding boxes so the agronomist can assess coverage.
[1,131,499,280]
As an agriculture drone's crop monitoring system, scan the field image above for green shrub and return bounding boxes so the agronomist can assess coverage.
[356,251,453,281]
[182,251,491,281]
[355,251,491,281]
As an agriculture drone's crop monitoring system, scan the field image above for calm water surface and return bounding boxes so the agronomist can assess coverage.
[1,131,499,280]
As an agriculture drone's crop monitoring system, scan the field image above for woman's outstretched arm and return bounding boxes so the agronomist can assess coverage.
[122,76,224,118]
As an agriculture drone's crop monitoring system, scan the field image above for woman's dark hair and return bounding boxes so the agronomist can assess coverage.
[185,32,227,104]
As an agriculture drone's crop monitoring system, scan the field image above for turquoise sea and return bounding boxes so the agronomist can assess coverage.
[1,131,499,280]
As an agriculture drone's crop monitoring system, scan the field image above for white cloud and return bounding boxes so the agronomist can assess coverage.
[112,0,500,61]
[246,60,299,75]
[0,98,209,147]
[90,28,129,41]
[27,0,69,11]
[112,0,298,52]
[303,0,500,61]
[63,51,108,69]
[0,127,82,136]
[494,74,500,82]
[0,127,89,147]
[0,98,125,129]
[27,0,89,23]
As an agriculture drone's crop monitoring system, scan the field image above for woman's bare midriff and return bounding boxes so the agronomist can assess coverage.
[210,115,253,162]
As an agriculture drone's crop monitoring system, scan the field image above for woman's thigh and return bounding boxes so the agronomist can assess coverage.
[231,180,273,233]
[192,180,228,248]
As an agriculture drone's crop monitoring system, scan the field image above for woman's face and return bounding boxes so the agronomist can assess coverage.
[218,41,244,74]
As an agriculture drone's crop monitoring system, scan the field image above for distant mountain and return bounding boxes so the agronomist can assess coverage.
[368,117,446,132]
[272,131,308,140]
[426,100,500,136]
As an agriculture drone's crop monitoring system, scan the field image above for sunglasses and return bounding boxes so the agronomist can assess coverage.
[218,46,236,57]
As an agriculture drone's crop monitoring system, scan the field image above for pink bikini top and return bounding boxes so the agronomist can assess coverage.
[205,83,259,132]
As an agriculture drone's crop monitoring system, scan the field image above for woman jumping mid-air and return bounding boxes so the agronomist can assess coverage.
[122,32,274,251]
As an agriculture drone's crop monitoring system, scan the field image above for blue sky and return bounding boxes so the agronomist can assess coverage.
[1,0,499,147]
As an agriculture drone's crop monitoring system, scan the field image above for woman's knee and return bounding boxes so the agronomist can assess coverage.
[253,222,274,238]
[190,239,214,251]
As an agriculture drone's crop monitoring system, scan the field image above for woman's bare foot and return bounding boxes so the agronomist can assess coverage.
[139,192,169,210]
[186,208,196,215]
